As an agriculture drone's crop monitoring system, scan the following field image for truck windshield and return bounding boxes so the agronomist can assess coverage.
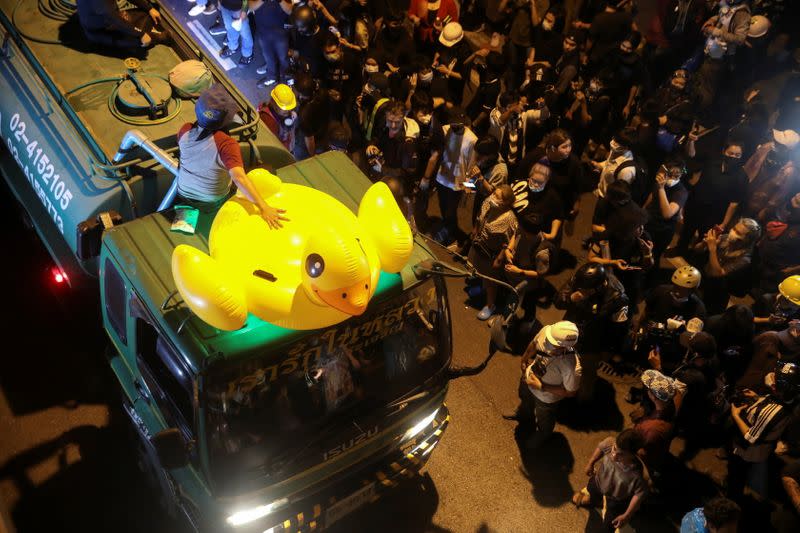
[203,278,449,492]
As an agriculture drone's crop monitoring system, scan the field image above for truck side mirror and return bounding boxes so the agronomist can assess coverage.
[150,428,189,469]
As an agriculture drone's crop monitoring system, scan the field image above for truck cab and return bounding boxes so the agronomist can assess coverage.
[100,153,453,531]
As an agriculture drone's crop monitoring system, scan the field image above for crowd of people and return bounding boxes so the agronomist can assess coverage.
[76,0,800,529]
[248,0,800,530]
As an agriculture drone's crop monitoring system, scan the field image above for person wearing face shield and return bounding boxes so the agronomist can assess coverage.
[692,217,760,313]
[671,139,748,257]
[743,128,799,221]
[643,158,689,265]
[510,159,564,242]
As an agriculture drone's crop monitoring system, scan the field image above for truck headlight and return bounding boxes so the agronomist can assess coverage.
[403,408,439,442]
[226,497,289,527]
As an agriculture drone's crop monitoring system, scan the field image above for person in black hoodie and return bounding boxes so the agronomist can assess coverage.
[77,0,168,49]
[374,10,416,78]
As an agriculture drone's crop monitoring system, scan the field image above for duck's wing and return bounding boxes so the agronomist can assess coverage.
[172,245,248,331]
[357,182,414,273]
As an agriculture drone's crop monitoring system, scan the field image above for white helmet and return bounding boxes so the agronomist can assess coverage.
[544,321,580,348]
[748,15,770,38]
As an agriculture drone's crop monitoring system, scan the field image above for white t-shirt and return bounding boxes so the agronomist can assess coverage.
[527,329,583,404]
[436,124,478,191]
[597,150,636,198]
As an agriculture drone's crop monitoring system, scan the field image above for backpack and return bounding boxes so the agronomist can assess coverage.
[613,155,650,205]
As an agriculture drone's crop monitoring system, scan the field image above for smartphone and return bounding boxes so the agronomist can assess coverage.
[463,181,476,189]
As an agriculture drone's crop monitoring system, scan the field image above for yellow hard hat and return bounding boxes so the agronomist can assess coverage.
[671,265,702,289]
[779,275,800,305]
[270,84,296,111]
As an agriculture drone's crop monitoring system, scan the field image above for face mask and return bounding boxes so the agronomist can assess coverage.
[283,112,297,127]
[420,71,433,83]
[723,155,741,168]
[325,52,341,62]
[528,181,546,193]
[666,178,680,187]
[364,64,379,74]
[542,20,554,31]
[417,113,432,125]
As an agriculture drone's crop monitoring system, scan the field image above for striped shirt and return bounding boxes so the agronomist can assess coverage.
[733,396,790,462]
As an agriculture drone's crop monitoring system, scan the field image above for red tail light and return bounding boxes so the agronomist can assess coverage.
[51,267,68,285]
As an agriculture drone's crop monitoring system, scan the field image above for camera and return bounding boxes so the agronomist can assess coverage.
[727,387,756,407]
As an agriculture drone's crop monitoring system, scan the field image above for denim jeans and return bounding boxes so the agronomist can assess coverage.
[220,6,253,57]
[257,29,289,79]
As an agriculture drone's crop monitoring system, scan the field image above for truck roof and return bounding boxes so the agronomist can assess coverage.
[102,152,434,375]
[2,0,200,162]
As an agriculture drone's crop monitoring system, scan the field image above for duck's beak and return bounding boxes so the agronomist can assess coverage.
[312,278,371,316]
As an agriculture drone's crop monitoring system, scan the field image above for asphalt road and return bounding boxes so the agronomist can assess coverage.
[1,174,747,533]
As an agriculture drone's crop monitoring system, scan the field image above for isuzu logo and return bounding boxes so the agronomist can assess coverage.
[323,426,379,461]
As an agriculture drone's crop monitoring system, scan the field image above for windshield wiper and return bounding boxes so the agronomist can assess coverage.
[386,389,430,413]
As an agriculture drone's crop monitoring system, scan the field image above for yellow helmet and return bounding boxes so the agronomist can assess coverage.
[270,84,296,111]
[779,275,800,305]
[671,265,702,289]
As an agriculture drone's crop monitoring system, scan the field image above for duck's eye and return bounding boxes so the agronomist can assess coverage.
[305,253,325,278]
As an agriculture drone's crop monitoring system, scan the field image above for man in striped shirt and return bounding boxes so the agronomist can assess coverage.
[727,361,800,500]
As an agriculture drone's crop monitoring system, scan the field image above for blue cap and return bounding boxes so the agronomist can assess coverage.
[195,85,236,130]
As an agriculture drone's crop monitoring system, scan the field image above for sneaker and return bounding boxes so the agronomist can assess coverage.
[188,4,205,16]
[219,45,238,58]
[256,64,268,75]
[238,54,254,65]
[477,305,495,321]
[258,77,278,87]
[203,5,217,15]
[209,18,225,35]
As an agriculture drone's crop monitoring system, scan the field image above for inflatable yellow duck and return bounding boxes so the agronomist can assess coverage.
[171,169,414,331]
